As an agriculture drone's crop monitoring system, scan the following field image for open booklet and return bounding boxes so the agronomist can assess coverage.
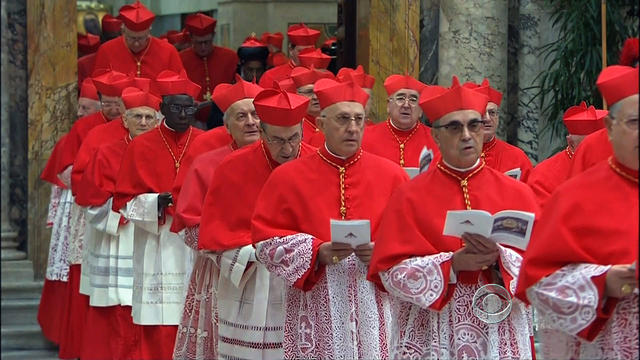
[330,219,371,248]
[442,209,535,250]
[404,147,435,179]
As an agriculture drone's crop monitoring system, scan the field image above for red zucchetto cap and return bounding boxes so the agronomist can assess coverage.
[313,79,369,109]
[419,76,489,122]
[336,65,375,89]
[101,14,122,33]
[92,70,133,97]
[253,88,309,127]
[287,23,321,46]
[290,66,334,88]
[79,78,99,100]
[297,48,331,69]
[277,78,298,94]
[167,29,190,44]
[211,74,263,112]
[619,37,639,67]
[463,78,503,106]
[596,65,639,106]
[322,37,337,49]
[261,32,284,50]
[185,13,216,36]
[118,1,155,32]
[384,74,427,96]
[78,33,101,54]
[150,70,201,99]
[121,86,161,110]
[562,101,607,135]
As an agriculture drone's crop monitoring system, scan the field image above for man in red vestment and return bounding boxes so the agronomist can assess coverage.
[93,1,184,79]
[262,31,288,68]
[112,70,204,360]
[336,65,376,123]
[258,23,320,88]
[237,36,269,83]
[77,86,160,360]
[526,101,606,207]
[251,78,408,358]
[464,79,533,181]
[368,76,539,359]
[289,66,334,146]
[516,65,638,359]
[361,74,440,173]
[77,32,100,89]
[77,78,100,118]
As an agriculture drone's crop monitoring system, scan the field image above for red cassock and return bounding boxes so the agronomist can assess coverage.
[56,112,112,178]
[93,36,184,79]
[41,134,69,188]
[72,118,128,205]
[170,143,235,233]
[179,47,239,102]
[526,146,573,207]
[301,114,324,147]
[79,137,129,207]
[368,160,539,295]
[568,127,612,178]
[77,53,96,91]
[481,137,533,181]
[258,61,295,89]
[199,141,317,251]
[516,158,638,342]
[113,124,204,217]
[361,119,440,167]
[251,147,409,290]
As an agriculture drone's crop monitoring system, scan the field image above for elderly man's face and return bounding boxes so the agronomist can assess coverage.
[225,98,260,147]
[482,102,499,143]
[606,94,639,170]
[317,101,366,158]
[78,97,101,118]
[160,94,195,133]
[432,110,485,169]
[122,26,151,54]
[288,44,313,66]
[123,106,158,138]
[191,33,214,58]
[297,84,321,117]
[100,95,125,120]
[240,60,265,82]
[261,122,303,164]
[387,88,422,130]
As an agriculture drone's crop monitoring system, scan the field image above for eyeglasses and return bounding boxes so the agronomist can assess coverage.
[168,104,197,115]
[433,119,486,135]
[263,133,302,147]
[487,109,500,118]
[391,94,419,107]
[332,113,366,127]
[100,100,121,108]
[612,116,639,131]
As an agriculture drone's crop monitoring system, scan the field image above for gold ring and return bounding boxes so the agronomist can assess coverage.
[621,284,633,295]
[332,255,339,264]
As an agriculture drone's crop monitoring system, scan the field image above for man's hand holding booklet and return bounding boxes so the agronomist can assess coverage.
[443,210,535,250]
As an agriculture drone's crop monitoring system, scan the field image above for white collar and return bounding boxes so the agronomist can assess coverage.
[389,118,417,131]
[162,120,176,132]
[324,143,348,160]
[443,158,480,172]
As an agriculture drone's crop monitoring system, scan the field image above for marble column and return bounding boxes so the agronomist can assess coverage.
[438,0,508,138]
[356,0,420,123]
[419,0,439,85]
[27,0,77,279]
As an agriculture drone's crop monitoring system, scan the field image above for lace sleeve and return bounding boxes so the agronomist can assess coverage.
[122,193,159,234]
[526,263,610,336]
[46,185,63,227]
[184,225,199,250]
[255,233,314,285]
[380,252,453,309]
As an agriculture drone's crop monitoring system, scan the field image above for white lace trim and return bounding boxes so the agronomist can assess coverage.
[184,225,199,250]
[255,234,313,285]
[497,245,522,295]
[45,188,74,281]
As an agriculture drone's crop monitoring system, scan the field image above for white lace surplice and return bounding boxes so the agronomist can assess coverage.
[380,246,533,360]
[67,202,87,266]
[256,233,390,360]
[527,263,639,360]
[121,193,194,325]
[45,187,74,281]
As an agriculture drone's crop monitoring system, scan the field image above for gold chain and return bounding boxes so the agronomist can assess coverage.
[305,117,319,133]
[203,56,211,100]
[157,126,193,172]
[317,148,363,219]
[124,37,151,77]
[386,119,419,167]
[565,145,574,160]
[436,161,486,210]
[608,157,639,183]
[480,139,496,159]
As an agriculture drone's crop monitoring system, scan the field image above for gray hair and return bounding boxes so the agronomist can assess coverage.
[608,101,621,119]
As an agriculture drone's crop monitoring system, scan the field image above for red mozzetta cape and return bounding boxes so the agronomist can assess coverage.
[169,144,235,233]
[251,147,409,291]
[80,136,130,207]
[362,119,440,167]
[568,128,612,178]
[77,53,96,91]
[481,137,533,182]
[112,124,204,217]
[368,160,539,308]
[199,141,317,251]
[258,61,295,89]
[516,158,638,340]
[302,114,324,147]
[526,147,573,208]
[93,36,184,79]
[179,47,239,102]
[41,134,69,188]
[72,118,128,205]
